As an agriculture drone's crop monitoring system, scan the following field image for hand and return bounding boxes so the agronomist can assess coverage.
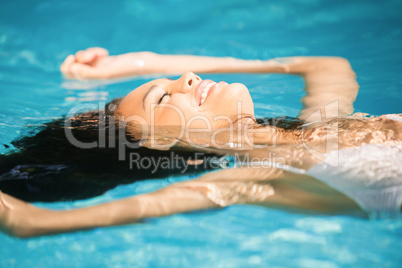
[60,47,117,79]
[0,191,46,238]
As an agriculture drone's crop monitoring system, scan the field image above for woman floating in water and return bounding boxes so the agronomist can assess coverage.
[0,47,401,238]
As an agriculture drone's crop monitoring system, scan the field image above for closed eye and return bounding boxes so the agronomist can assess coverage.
[158,93,169,104]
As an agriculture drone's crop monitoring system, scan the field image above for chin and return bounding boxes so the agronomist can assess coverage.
[228,83,254,115]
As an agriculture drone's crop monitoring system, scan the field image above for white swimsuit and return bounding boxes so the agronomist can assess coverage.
[307,144,402,218]
[226,114,402,217]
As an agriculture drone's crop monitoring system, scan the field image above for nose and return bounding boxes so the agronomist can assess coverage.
[171,72,201,94]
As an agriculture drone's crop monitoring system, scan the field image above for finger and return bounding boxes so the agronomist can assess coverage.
[70,63,90,79]
[75,50,96,64]
[87,47,109,58]
[76,47,109,64]
[60,55,75,76]
[84,47,109,64]
[70,62,100,79]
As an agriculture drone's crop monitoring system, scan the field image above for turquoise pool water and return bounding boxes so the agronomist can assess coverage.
[1,0,401,267]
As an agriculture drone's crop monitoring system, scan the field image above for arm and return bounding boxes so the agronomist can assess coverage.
[61,48,358,121]
[283,57,359,122]
[0,186,218,238]
[0,166,361,238]
[60,47,288,79]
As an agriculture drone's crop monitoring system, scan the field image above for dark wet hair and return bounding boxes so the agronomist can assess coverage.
[0,98,218,202]
[0,98,303,202]
[255,116,304,129]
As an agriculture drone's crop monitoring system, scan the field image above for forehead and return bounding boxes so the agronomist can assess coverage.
[117,78,167,119]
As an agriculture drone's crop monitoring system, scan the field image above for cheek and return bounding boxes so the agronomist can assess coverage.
[154,101,198,126]
[154,107,186,126]
[213,83,254,116]
[156,106,212,129]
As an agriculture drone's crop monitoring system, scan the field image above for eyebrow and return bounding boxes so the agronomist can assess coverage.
[142,85,159,110]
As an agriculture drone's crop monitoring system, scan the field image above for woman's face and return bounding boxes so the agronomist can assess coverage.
[116,72,254,129]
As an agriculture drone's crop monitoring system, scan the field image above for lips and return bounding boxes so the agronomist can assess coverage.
[196,80,214,106]
[196,80,228,106]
